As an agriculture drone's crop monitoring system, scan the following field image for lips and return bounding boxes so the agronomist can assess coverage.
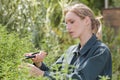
[69,31,74,35]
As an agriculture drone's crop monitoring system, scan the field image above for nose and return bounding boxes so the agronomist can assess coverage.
[66,24,71,31]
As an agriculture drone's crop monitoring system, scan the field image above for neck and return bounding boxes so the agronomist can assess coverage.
[79,33,92,47]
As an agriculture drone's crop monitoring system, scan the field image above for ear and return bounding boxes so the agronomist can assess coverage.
[84,16,91,26]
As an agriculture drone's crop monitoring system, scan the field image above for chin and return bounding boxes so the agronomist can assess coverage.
[71,36,78,39]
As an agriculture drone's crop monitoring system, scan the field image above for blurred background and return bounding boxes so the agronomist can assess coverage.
[0,0,120,80]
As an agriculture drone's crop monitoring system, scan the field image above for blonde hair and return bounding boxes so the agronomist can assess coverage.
[64,3,102,40]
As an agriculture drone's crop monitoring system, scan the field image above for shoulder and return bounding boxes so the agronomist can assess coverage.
[95,40,110,51]
[92,40,111,57]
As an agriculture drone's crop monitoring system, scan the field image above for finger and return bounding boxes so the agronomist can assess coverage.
[24,53,32,56]
[40,51,48,55]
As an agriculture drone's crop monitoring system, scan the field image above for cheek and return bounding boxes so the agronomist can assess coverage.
[74,23,83,31]
[75,25,85,35]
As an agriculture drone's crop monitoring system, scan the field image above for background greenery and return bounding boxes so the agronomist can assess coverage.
[0,0,120,80]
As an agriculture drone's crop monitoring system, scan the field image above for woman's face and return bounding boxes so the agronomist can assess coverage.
[65,11,87,39]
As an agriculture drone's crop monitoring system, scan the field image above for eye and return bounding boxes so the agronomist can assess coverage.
[70,20,74,24]
[65,19,75,24]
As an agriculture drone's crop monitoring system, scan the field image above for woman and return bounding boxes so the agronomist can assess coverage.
[26,3,112,80]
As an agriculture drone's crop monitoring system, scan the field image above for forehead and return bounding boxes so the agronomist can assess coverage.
[65,11,79,21]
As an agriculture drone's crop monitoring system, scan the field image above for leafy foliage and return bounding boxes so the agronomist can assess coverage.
[102,25,120,80]
[0,24,38,80]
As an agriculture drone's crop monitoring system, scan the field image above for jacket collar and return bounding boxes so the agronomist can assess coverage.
[72,34,97,56]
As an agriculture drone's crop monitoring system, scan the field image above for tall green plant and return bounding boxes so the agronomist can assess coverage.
[102,25,120,80]
[0,24,39,80]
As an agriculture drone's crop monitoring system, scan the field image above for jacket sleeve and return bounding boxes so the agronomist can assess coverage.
[67,48,112,80]
[36,54,64,79]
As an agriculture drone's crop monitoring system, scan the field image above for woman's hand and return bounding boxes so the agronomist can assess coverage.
[27,63,44,77]
[18,63,44,77]
[25,51,47,63]
[25,51,47,67]
[31,51,47,63]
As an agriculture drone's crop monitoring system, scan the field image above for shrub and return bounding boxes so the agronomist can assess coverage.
[102,25,120,80]
[0,24,42,80]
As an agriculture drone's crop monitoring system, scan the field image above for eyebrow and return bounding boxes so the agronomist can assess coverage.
[65,18,74,22]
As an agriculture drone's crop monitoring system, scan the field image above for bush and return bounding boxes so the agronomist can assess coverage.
[0,24,42,80]
[102,25,120,80]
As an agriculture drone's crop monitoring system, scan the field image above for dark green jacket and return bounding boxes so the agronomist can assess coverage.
[38,34,112,80]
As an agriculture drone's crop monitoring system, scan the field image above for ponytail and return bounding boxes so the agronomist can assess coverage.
[92,16,102,40]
